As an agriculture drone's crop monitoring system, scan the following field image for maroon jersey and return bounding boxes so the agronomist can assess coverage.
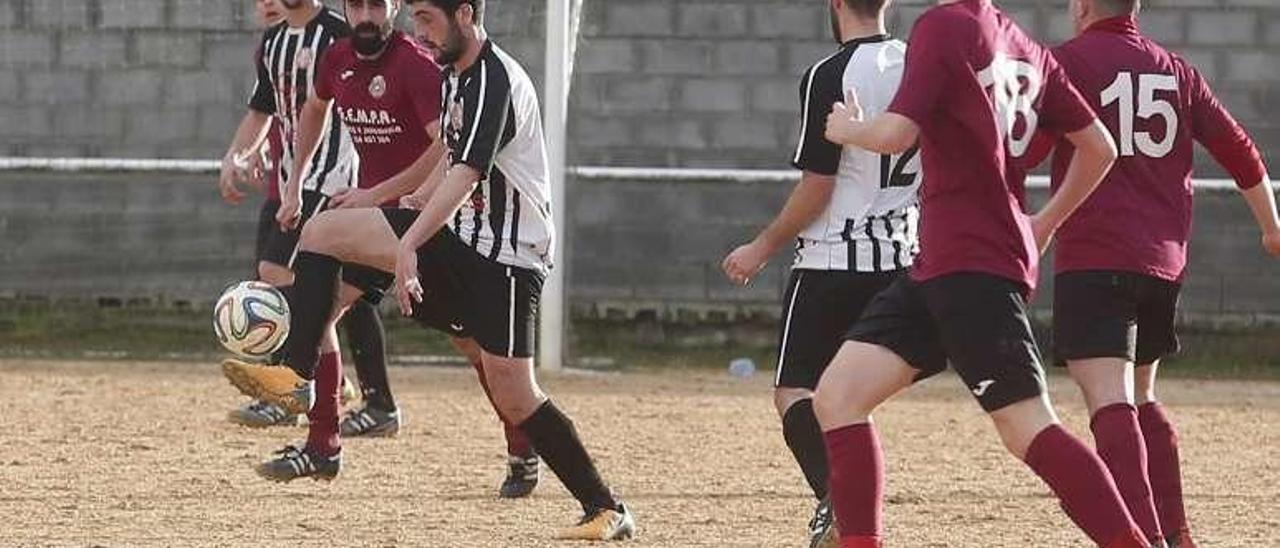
[887,0,1095,293]
[1049,15,1266,281]
[315,31,443,197]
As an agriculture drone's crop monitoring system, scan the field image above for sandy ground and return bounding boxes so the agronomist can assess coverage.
[0,359,1277,547]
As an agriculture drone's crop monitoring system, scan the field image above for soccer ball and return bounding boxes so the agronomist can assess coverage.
[213,281,290,359]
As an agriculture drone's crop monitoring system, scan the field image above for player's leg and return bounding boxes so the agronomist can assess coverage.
[254,282,364,482]
[812,276,943,547]
[1056,272,1164,544]
[812,341,918,548]
[924,273,1147,547]
[339,298,404,438]
[450,243,631,539]
[775,270,899,546]
[223,207,400,406]
[1132,278,1191,546]
[450,335,541,498]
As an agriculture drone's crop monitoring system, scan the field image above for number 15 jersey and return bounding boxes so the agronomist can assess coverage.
[1049,15,1266,282]
[791,35,921,273]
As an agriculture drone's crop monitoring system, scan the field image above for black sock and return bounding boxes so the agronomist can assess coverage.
[520,401,618,513]
[342,299,394,411]
[267,284,296,365]
[283,251,341,380]
[782,398,829,499]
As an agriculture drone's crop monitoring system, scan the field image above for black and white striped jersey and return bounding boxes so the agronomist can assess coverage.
[248,8,357,196]
[442,41,554,274]
[790,35,921,272]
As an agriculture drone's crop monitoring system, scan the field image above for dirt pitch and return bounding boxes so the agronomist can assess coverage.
[1,359,1277,547]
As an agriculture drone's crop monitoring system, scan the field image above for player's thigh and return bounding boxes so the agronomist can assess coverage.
[300,208,399,272]
[259,191,329,276]
[1134,277,1181,367]
[921,273,1047,413]
[813,277,946,424]
[1052,271,1138,367]
[1134,360,1160,404]
[253,199,281,268]
[813,340,917,428]
[774,269,899,393]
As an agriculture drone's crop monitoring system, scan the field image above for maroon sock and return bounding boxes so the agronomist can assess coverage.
[1092,403,1163,543]
[469,355,535,458]
[1023,424,1145,547]
[305,351,342,456]
[1138,402,1187,539]
[822,423,882,543]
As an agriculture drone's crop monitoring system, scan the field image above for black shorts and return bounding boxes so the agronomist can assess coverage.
[254,199,281,265]
[260,190,331,269]
[774,269,901,389]
[846,272,1047,413]
[341,262,469,339]
[378,208,542,358]
[1053,270,1181,367]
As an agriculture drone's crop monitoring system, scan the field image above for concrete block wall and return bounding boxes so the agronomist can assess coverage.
[1,0,1276,175]
[1,172,1275,326]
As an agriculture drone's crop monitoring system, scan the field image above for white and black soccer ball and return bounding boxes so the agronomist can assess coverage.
[213,281,290,359]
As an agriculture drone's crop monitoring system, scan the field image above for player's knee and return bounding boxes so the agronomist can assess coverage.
[482,356,542,420]
[773,387,812,418]
[988,396,1057,459]
[257,261,293,286]
[298,213,341,253]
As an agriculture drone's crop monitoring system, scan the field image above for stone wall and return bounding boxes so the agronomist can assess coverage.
[1,0,1277,175]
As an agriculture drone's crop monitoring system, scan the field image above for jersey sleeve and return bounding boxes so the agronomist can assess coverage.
[247,39,276,115]
[408,56,445,129]
[452,58,512,179]
[887,12,953,126]
[1035,55,1095,137]
[789,63,843,176]
[1183,61,1266,189]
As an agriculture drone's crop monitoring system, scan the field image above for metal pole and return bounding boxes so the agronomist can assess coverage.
[540,0,569,370]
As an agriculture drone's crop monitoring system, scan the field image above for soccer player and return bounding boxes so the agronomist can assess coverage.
[273,0,541,498]
[1040,1,1280,545]
[816,0,1153,546]
[721,0,918,545]
[222,0,636,539]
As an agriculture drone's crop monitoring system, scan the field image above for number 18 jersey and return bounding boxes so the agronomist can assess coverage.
[791,35,921,273]
[887,0,1096,293]
[1049,15,1266,282]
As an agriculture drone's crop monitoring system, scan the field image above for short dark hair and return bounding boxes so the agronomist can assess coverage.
[404,0,485,24]
[1096,0,1139,17]
[842,0,887,20]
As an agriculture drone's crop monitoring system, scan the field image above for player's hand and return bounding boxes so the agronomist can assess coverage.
[722,240,769,286]
[1030,213,1055,253]
[394,244,424,316]
[825,88,864,145]
[1263,230,1280,256]
[218,153,249,205]
[332,187,380,209]
[242,152,269,193]
[400,193,429,210]
[276,189,302,231]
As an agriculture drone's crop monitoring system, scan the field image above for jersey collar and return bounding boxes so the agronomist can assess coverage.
[841,33,891,49]
[1086,14,1140,36]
